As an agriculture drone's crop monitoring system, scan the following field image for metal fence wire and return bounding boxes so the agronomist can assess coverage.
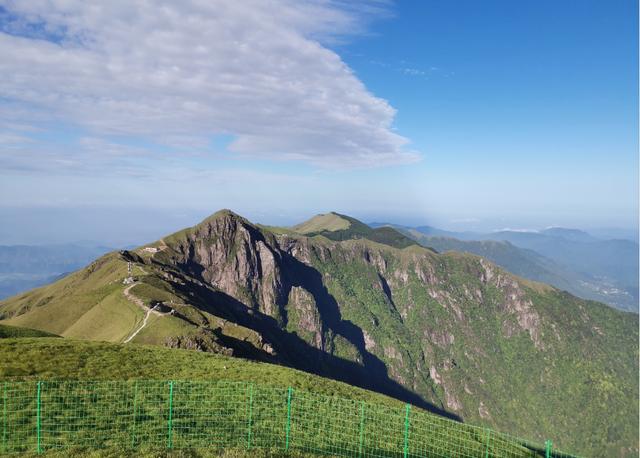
[0,380,580,457]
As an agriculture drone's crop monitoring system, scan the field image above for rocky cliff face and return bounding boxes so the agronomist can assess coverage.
[169,213,288,320]
[146,211,638,457]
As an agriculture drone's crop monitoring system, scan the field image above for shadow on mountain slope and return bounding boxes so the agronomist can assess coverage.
[160,251,460,422]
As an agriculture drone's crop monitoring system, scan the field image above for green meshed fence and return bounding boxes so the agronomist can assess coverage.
[0,380,580,457]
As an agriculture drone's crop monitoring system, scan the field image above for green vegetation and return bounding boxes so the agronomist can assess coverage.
[402,232,637,311]
[292,213,353,233]
[1,210,637,457]
[0,250,262,353]
[0,338,395,402]
[0,323,58,338]
[1,339,576,458]
[397,226,639,313]
[294,212,418,249]
[18,447,327,457]
[306,243,638,457]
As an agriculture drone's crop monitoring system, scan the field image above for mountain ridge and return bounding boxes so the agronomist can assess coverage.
[0,209,637,456]
[293,212,419,249]
[374,222,639,312]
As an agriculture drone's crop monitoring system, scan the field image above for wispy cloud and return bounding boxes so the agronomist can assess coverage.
[0,0,419,169]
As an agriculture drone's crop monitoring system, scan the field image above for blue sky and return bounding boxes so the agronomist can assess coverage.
[0,1,637,244]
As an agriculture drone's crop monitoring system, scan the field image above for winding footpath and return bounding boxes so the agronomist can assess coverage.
[122,281,165,344]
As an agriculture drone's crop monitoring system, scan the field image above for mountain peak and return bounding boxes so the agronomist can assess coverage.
[196,209,252,227]
[291,212,418,249]
[293,212,361,234]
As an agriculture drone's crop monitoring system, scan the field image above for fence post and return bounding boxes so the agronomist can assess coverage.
[285,387,293,451]
[167,381,174,449]
[130,381,139,448]
[545,439,552,458]
[36,381,42,454]
[484,429,492,458]
[2,382,6,453]
[246,384,254,449]
[403,403,411,458]
[358,401,365,457]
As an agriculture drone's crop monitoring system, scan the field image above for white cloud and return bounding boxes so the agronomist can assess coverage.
[0,0,419,168]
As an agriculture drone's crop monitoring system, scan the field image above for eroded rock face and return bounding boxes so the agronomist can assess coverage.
[444,387,462,411]
[172,213,288,320]
[287,286,323,349]
[478,401,491,419]
[363,329,376,351]
[430,366,443,385]
[479,259,543,349]
[427,329,455,348]
[156,211,616,443]
[384,345,403,362]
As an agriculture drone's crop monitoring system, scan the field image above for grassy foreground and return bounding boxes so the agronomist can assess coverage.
[0,324,58,339]
[0,338,396,404]
[17,446,328,457]
[0,336,576,458]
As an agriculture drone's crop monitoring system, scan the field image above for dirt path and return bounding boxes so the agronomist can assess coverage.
[122,282,165,343]
[123,304,158,343]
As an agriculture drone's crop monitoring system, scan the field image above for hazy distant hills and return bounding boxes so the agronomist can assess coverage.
[0,244,113,299]
[372,224,639,312]
[1,209,637,456]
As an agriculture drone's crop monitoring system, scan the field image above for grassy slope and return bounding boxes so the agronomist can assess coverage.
[0,338,545,458]
[21,448,328,458]
[295,213,418,249]
[0,250,263,353]
[0,253,144,340]
[0,338,397,403]
[0,323,58,338]
[292,213,352,233]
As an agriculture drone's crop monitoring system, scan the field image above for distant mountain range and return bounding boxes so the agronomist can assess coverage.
[371,223,639,312]
[1,210,637,456]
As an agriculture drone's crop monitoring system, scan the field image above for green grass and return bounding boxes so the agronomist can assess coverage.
[16,448,329,457]
[292,213,352,233]
[0,338,567,458]
[0,251,260,349]
[294,213,418,249]
[0,324,58,338]
[19,447,332,457]
[0,338,398,403]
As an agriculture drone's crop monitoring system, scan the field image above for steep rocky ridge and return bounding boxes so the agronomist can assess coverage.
[0,209,637,457]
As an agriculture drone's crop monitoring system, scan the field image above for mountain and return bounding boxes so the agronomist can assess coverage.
[588,227,639,243]
[402,231,637,312]
[483,230,639,311]
[0,243,113,299]
[377,223,639,312]
[539,227,598,243]
[408,236,576,286]
[296,212,419,248]
[370,222,482,240]
[0,210,637,456]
